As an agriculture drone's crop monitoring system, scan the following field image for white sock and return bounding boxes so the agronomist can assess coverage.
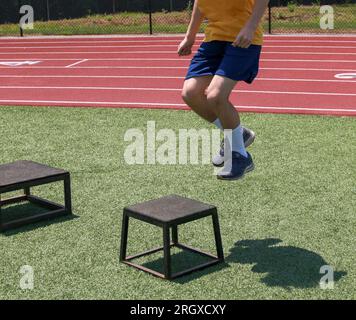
[230,125,247,157]
[213,118,223,131]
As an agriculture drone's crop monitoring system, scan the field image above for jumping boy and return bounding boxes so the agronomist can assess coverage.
[178,0,269,180]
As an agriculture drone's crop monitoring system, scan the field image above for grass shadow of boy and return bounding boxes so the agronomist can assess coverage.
[227,238,346,289]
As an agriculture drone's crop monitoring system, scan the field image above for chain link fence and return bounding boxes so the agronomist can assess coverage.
[0,0,355,36]
[269,0,355,33]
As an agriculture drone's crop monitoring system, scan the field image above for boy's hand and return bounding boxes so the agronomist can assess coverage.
[178,37,195,56]
[232,25,255,48]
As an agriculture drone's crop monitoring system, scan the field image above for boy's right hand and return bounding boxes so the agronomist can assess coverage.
[177,37,195,56]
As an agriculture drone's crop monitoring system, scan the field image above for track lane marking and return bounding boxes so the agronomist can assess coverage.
[1,40,356,45]
[0,66,354,72]
[1,86,355,96]
[0,75,355,83]
[1,51,356,55]
[65,59,88,68]
[2,45,356,49]
[0,58,355,63]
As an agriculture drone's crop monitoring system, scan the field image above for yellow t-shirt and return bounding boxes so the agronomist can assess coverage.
[198,0,264,45]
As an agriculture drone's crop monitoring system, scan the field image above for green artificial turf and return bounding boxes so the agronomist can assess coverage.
[0,106,355,300]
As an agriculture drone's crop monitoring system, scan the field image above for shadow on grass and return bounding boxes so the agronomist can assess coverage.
[139,239,347,286]
[140,248,229,284]
[1,202,79,236]
[227,238,347,289]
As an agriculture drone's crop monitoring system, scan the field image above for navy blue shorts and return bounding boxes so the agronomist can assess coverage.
[185,41,262,84]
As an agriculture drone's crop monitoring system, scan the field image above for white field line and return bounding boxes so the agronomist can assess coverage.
[0,99,354,114]
[0,36,356,44]
[1,58,356,64]
[1,39,356,45]
[1,33,356,38]
[1,86,355,96]
[0,34,355,41]
[0,65,174,69]
[71,58,356,63]
[262,34,356,38]
[1,50,356,55]
[0,66,354,72]
[0,75,354,83]
[2,57,356,63]
[65,59,88,68]
[2,45,356,49]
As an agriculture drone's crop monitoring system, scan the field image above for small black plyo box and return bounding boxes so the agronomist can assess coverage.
[120,195,224,280]
[0,160,72,232]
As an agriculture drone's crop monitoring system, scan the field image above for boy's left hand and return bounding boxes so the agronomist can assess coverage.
[232,25,255,48]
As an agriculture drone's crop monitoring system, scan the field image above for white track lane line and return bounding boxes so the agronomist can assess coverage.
[2,45,356,49]
[0,66,354,72]
[1,50,356,55]
[1,39,356,45]
[2,58,356,63]
[0,58,355,63]
[0,75,355,83]
[1,86,355,96]
[65,59,88,68]
[0,100,354,114]
[0,34,355,40]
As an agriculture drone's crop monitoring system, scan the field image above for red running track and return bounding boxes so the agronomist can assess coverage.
[0,34,355,116]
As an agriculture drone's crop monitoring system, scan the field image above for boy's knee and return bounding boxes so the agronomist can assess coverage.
[181,87,191,103]
[181,86,203,105]
[206,89,228,108]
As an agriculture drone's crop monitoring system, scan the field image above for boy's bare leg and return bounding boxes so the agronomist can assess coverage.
[205,75,248,160]
[205,75,239,129]
[182,76,218,123]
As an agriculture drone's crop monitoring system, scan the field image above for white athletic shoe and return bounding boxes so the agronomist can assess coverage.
[212,126,256,167]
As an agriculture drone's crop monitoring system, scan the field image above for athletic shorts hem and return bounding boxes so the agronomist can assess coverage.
[214,71,258,84]
[184,73,215,81]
